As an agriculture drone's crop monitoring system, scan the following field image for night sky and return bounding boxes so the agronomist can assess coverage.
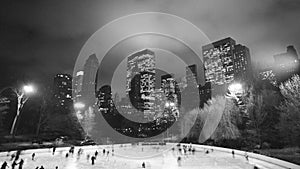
[1,0,300,89]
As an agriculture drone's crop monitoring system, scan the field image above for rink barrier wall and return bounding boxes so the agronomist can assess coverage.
[176,143,300,169]
[1,142,299,169]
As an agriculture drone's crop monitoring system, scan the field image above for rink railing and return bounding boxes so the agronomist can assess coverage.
[176,143,300,169]
[1,142,299,169]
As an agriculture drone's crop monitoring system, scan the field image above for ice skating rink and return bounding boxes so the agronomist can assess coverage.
[0,143,299,169]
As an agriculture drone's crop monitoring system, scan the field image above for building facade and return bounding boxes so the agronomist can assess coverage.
[81,54,99,106]
[202,37,252,96]
[126,49,156,120]
[273,45,299,82]
[53,74,73,110]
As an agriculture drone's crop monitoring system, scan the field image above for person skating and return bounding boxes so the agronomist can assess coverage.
[1,161,9,169]
[11,160,17,169]
[32,153,35,160]
[40,166,44,169]
[10,153,15,161]
[52,146,56,155]
[91,156,96,165]
[177,156,181,166]
[18,159,24,169]
[232,150,235,158]
[15,150,21,161]
[245,152,249,162]
[142,162,145,168]
[86,154,90,162]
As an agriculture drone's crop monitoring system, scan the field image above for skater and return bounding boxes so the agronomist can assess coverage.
[232,150,235,158]
[102,149,106,155]
[107,150,109,156]
[245,152,249,162]
[56,166,59,169]
[65,153,69,158]
[91,156,96,165]
[142,162,145,168]
[11,160,17,169]
[10,153,15,161]
[40,166,44,169]
[52,146,56,155]
[95,150,98,157]
[87,154,90,161]
[192,148,196,155]
[18,159,24,169]
[177,156,181,166]
[15,150,21,161]
[1,161,9,169]
[32,153,36,160]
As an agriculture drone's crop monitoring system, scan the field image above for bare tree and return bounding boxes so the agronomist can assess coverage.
[278,75,300,146]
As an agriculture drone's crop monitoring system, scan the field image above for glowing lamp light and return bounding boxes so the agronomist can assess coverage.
[170,102,175,107]
[74,102,85,109]
[23,85,35,94]
[228,83,243,93]
[165,102,170,107]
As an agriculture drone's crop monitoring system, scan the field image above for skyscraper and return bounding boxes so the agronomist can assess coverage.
[233,44,252,82]
[273,45,299,82]
[161,74,180,104]
[81,54,99,106]
[53,73,73,110]
[161,73,180,118]
[73,70,84,102]
[202,37,252,96]
[126,49,156,120]
[182,64,200,110]
[186,64,198,86]
[202,37,236,85]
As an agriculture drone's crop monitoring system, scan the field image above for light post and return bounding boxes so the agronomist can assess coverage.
[225,82,248,115]
[10,85,36,136]
[226,83,243,102]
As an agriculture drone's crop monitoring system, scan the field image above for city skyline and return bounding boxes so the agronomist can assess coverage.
[1,0,300,90]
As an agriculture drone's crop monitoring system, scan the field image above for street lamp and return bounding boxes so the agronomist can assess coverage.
[74,102,85,109]
[226,82,244,106]
[10,84,36,136]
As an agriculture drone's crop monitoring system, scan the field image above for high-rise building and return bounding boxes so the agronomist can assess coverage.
[199,82,212,107]
[182,64,200,110]
[273,45,299,82]
[186,64,198,86]
[202,37,236,85]
[53,74,73,110]
[126,49,156,119]
[161,74,180,107]
[96,85,113,114]
[233,44,252,82]
[202,37,252,96]
[73,70,84,102]
[81,54,99,106]
[161,73,180,118]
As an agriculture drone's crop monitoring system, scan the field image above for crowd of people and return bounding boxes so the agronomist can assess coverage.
[0,145,116,169]
[1,143,267,169]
